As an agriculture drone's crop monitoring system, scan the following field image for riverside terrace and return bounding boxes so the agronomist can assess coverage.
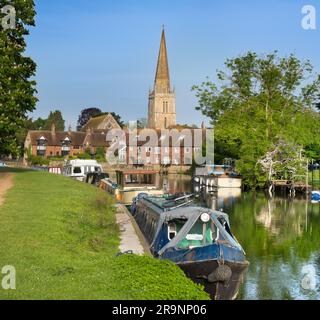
[25,127,214,167]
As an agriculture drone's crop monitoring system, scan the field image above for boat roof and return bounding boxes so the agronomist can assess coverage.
[116,169,159,175]
[141,195,229,220]
[65,159,101,166]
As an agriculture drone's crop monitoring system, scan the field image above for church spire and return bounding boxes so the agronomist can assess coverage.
[155,27,171,93]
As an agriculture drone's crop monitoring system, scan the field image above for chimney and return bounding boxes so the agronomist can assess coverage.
[201,121,206,130]
[51,123,56,135]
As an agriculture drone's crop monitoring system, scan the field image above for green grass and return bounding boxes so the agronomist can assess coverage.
[0,169,209,300]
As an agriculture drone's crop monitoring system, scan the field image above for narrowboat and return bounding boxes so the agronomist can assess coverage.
[194,165,242,189]
[130,193,249,300]
[100,169,163,204]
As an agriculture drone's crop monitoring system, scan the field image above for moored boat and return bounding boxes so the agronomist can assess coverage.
[63,159,103,182]
[130,193,249,300]
[194,165,242,189]
[100,169,164,204]
[311,191,320,203]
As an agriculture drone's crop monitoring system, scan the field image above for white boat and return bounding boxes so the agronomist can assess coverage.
[63,159,103,182]
[194,165,242,189]
[100,169,163,204]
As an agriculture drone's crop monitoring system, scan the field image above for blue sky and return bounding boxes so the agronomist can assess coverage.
[26,0,320,129]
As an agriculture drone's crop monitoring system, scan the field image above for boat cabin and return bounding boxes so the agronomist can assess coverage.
[63,159,102,181]
[131,194,244,257]
[116,169,159,190]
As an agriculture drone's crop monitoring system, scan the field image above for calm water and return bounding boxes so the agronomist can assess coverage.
[162,175,320,300]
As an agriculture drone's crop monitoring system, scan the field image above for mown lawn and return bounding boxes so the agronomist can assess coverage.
[0,168,209,300]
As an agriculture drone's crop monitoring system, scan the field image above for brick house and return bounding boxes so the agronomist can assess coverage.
[24,113,121,160]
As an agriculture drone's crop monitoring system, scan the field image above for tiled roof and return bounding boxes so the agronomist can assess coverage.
[28,130,86,146]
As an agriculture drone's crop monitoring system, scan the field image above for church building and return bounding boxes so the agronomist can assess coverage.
[148,29,177,129]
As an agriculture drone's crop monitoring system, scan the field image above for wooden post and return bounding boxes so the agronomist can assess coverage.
[312,160,314,191]
[306,158,309,195]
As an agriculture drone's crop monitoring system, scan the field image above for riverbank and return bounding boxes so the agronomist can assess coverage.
[0,168,209,300]
[0,173,13,206]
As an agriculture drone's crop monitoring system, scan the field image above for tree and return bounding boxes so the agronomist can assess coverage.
[33,117,46,130]
[258,140,307,182]
[193,52,320,187]
[44,110,65,131]
[77,108,102,131]
[137,118,147,129]
[0,0,37,156]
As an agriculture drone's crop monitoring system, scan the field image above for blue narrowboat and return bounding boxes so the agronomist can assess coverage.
[131,193,249,300]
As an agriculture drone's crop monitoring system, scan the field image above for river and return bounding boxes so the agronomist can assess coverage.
[162,174,320,300]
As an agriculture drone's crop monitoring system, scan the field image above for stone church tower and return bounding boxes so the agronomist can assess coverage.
[148,29,176,129]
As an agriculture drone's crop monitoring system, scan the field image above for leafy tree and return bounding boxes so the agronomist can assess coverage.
[44,110,65,131]
[193,52,320,187]
[137,118,147,129]
[77,107,102,131]
[33,117,46,130]
[0,0,37,156]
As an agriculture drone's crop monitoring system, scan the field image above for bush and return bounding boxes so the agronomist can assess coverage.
[28,155,50,166]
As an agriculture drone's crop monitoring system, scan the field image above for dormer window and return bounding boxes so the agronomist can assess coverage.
[61,137,72,156]
[36,136,47,157]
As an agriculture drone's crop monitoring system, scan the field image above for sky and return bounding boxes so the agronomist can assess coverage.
[26,0,320,129]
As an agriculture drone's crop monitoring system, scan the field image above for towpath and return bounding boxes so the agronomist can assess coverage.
[0,173,14,207]
[116,204,151,256]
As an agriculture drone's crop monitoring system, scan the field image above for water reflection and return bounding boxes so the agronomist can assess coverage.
[163,175,320,300]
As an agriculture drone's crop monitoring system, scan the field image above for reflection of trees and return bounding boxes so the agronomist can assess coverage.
[229,193,320,299]
[256,198,306,237]
[229,193,320,261]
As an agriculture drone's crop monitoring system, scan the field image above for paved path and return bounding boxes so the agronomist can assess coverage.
[116,204,150,255]
[0,173,14,207]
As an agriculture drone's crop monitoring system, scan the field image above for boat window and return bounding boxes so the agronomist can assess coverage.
[168,223,177,240]
[218,217,233,238]
[73,167,82,174]
[177,218,220,249]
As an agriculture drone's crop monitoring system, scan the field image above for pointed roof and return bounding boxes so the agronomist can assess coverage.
[155,28,171,92]
[81,113,122,132]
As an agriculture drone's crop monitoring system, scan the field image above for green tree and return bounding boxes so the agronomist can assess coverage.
[193,52,320,187]
[0,0,37,156]
[44,110,65,131]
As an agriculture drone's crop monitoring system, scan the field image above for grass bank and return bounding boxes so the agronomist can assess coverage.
[0,168,209,300]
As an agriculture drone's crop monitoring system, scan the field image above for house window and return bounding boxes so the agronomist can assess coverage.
[155,147,161,155]
[36,136,47,157]
[61,137,72,157]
